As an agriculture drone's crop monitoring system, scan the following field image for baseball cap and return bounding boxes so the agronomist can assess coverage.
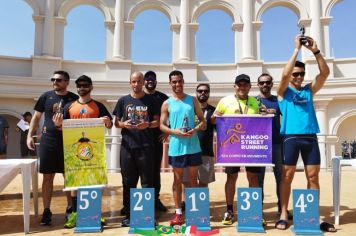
[75,75,92,85]
[235,74,251,84]
[144,71,157,81]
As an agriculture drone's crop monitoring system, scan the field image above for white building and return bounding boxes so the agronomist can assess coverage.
[1,0,355,169]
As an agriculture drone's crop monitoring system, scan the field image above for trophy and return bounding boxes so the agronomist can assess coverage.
[181,113,191,133]
[55,99,64,114]
[341,140,350,159]
[257,97,267,115]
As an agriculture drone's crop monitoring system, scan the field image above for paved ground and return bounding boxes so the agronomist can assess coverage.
[1,168,355,235]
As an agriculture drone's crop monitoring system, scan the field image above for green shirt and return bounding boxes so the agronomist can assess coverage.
[215,95,259,115]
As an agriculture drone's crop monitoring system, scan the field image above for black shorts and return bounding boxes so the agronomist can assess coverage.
[0,143,6,154]
[282,134,320,166]
[225,166,262,174]
[39,133,64,173]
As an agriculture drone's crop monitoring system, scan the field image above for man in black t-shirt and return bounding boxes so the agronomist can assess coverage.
[183,83,216,187]
[27,70,78,226]
[144,70,169,212]
[113,71,160,227]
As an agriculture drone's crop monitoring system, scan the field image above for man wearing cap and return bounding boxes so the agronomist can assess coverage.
[16,112,37,158]
[27,70,78,225]
[212,74,261,225]
[53,74,113,228]
[144,70,169,212]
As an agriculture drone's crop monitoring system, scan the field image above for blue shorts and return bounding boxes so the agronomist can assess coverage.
[282,134,320,166]
[169,152,202,168]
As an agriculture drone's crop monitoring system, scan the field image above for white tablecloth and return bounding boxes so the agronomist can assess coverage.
[0,159,38,234]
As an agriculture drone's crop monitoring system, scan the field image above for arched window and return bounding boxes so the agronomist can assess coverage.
[0,1,34,57]
[132,10,172,63]
[196,9,234,64]
[260,7,299,62]
[64,5,105,61]
[330,0,356,58]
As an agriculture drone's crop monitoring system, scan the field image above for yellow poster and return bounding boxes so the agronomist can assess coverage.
[62,118,108,189]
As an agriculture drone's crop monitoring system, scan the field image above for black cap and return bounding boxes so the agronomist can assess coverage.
[235,74,251,84]
[144,70,157,80]
[75,75,92,85]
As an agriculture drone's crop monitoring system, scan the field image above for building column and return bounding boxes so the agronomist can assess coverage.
[179,0,190,61]
[32,15,44,56]
[241,0,254,60]
[123,21,134,60]
[105,21,115,59]
[232,22,243,62]
[112,0,125,59]
[253,21,262,60]
[315,99,332,169]
[171,23,181,62]
[310,0,324,54]
[53,17,66,58]
[42,0,55,56]
[189,23,199,62]
[321,17,332,57]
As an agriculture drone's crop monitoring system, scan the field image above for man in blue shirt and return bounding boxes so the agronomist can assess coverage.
[275,35,336,233]
[256,73,283,215]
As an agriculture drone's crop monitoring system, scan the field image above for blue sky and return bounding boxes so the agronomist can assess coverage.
[0,0,355,63]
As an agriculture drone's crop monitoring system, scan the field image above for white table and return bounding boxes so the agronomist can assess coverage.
[0,159,38,234]
[332,156,356,225]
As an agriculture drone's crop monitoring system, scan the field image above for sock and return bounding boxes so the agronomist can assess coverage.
[227,205,233,212]
[175,208,182,214]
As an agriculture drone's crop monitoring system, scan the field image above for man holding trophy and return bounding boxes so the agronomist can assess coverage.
[160,70,206,226]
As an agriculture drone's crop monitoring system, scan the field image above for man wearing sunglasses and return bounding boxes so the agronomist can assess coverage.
[276,35,336,232]
[183,83,216,187]
[27,71,78,225]
[256,74,283,218]
[143,70,169,212]
[52,75,112,228]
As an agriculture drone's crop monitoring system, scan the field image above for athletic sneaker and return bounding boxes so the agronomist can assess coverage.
[101,217,107,226]
[40,208,52,225]
[170,213,184,226]
[121,217,130,227]
[64,212,77,228]
[221,210,234,225]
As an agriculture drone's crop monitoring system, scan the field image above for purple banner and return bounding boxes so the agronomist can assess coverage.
[216,115,272,166]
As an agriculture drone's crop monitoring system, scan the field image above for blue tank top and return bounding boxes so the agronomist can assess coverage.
[168,95,201,156]
[279,84,320,135]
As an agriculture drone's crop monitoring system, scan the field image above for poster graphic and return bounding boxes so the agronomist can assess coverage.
[62,118,107,189]
[216,115,273,166]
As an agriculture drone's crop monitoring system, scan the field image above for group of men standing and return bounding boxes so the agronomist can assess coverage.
[24,34,335,232]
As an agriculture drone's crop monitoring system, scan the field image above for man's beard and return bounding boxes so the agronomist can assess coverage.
[145,82,156,91]
[198,95,208,103]
[78,90,90,97]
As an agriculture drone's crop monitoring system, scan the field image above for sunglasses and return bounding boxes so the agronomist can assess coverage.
[76,84,91,88]
[196,89,210,93]
[258,81,272,86]
[51,78,64,83]
[292,72,305,78]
